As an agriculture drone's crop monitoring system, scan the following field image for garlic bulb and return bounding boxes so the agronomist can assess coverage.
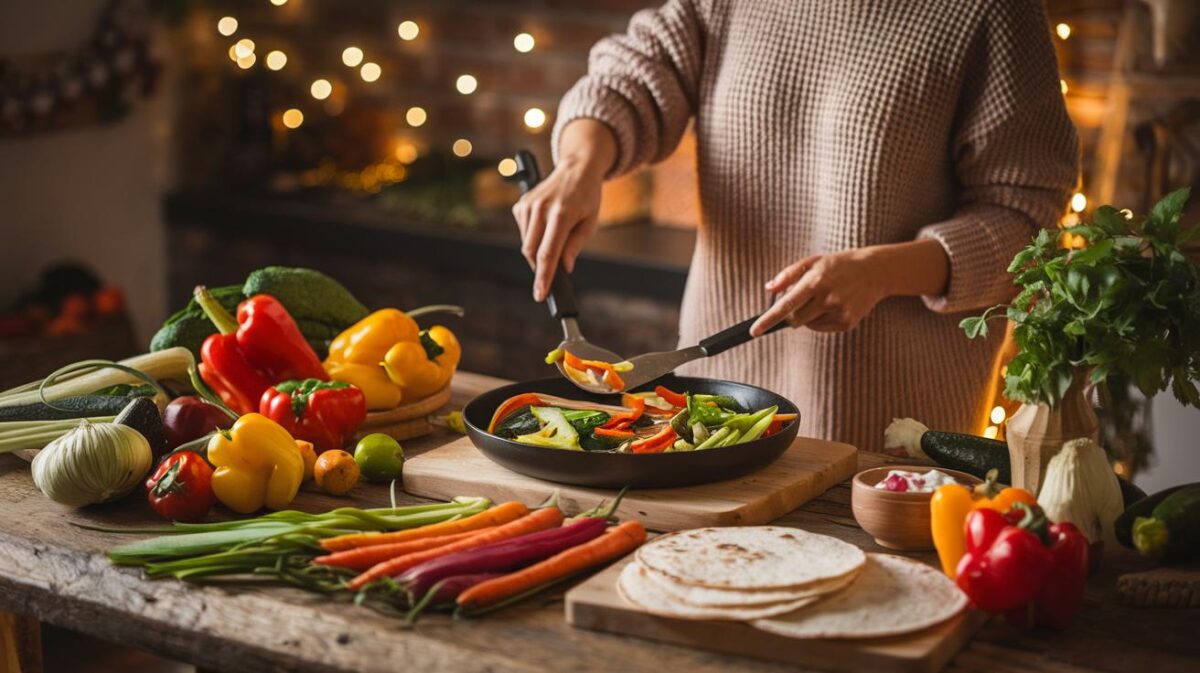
[31,420,152,507]
[1037,437,1124,545]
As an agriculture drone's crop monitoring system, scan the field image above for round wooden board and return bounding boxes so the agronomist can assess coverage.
[354,384,452,443]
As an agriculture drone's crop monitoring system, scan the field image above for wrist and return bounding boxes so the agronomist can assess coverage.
[856,240,949,299]
[557,118,617,179]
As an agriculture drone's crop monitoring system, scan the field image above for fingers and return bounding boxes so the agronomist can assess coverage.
[561,216,597,273]
[516,197,548,271]
[533,204,573,301]
[764,256,818,293]
[750,278,817,336]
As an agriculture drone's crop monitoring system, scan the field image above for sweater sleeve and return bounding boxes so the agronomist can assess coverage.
[551,0,708,178]
[918,0,1079,314]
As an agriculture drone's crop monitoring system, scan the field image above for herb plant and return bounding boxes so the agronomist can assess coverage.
[961,188,1200,408]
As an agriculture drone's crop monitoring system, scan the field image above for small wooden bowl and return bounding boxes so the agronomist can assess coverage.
[851,465,981,551]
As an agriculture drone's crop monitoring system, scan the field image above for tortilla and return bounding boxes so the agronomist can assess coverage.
[636,526,866,590]
[617,562,821,620]
[752,553,968,639]
[640,563,859,607]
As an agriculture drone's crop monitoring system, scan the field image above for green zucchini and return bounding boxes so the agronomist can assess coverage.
[115,398,168,459]
[1131,485,1200,562]
[1116,484,1191,548]
[0,393,151,422]
[884,418,1011,483]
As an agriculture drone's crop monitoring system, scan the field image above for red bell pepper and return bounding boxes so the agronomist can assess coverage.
[487,393,544,433]
[600,394,645,429]
[955,503,1088,630]
[260,379,367,453]
[654,385,688,408]
[145,451,216,522]
[195,286,328,414]
[629,425,676,453]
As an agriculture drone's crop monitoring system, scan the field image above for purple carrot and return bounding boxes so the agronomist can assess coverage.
[400,516,608,601]
[405,572,503,623]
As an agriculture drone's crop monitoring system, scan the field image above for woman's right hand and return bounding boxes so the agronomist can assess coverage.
[513,118,616,302]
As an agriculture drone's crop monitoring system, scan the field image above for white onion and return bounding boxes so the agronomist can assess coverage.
[31,420,152,507]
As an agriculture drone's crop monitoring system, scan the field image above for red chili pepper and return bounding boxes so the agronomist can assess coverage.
[260,379,367,453]
[145,451,216,522]
[195,286,328,414]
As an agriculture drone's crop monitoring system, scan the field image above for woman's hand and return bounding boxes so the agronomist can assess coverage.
[513,119,616,301]
[750,240,950,336]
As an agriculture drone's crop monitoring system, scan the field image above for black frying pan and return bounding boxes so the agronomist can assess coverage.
[461,375,800,489]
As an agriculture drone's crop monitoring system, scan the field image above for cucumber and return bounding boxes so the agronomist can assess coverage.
[115,398,168,460]
[1131,485,1200,562]
[885,418,1010,483]
[0,394,150,422]
[1116,484,1191,548]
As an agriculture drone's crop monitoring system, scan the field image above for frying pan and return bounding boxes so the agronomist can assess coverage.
[461,374,800,489]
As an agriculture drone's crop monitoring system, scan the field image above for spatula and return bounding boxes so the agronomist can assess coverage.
[509,151,787,395]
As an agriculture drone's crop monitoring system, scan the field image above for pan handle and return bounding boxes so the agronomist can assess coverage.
[698,313,788,357]
[511,150,579,320]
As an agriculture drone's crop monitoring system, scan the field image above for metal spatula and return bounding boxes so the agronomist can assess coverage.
[511,151,625,394]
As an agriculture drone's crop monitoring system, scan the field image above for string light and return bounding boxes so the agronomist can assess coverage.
[456,74,477,95]
[1071,192,1087,212]
[265,50,287,71]
[1061,212,1081,227]
[452,139,473,157]
[227,45,240,62]
[1119,208,1134,220]
[310,78,333,100]
[405,106,427,127]
[234,39,256,59]
[1055,23,1071,40]
[497,158,517,177]
[1060,79,1069,95]
[513,33,535,53]
[395,142,419,164]
[983,426,1000,440]
[282,108,304,129]
[236,53,256,69]
[523,107,546,129]
[397,20,420,41]
[360,62,381,82]
[989,406,1006,425]
[342,46,364,67]
[217,17,238,37]
[270,0,288,6]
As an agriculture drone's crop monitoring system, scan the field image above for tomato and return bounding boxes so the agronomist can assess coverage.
[145,451,216,522]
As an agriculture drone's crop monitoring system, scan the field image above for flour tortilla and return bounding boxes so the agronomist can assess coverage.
[617,562,821,620]
[636,526,866,590]
[640,563,859,607]
[752,554,968,639]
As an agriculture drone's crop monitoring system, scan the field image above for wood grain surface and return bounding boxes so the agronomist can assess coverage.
[403,435,857,532]
[1,372,1198,673]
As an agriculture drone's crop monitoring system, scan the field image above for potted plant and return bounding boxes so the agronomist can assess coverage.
[961,188,1200,492]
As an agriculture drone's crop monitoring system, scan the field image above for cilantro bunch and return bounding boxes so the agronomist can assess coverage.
[962,188,1200,408]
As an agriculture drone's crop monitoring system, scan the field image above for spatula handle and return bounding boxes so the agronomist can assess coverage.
[512,150,579,319]
[699,314,788,357]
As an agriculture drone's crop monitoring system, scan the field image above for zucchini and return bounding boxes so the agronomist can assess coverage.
[1116,484,1191,548]
[885,418,1010,483]
[115,398,168,459]
[0,393,149,422]
[1131,485,1200,562]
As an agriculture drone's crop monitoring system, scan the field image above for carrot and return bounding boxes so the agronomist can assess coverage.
[487,393,544,432]
[348,506,565,591]
[321,501,529,552]
[593,427,634,439]
[456,520,647,611]
[313,530,483,570]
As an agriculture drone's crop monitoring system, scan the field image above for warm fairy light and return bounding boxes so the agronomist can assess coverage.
[452,138,473,157]
[270,0,288,6]
[1114,462,1128,477]
[217,16,238,37]
[513,32,535,53]
[227,45,240,62]
[989,406,1006,425]
[360,62,381,82]
[523,107,547,129]
[1056,23,1071,40]
[394,142,419,164]
[265,50,287,71]
[236,53,256,69]
[234,38,256,59]
[1061,212,1081,227]
[1060,79,1069,95]
[282,108,304,129]
[405,106,427,127]
[342,46,364,67]
[497,158,518,177]
[456,74,478,95]
[1119,208,1134,219]
[1071,192,1087,212]
[310,78,333,100]
[983,425,1000,440]
[397,20,420,41]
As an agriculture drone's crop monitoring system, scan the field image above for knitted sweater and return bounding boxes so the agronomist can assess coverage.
[553,0,1079,451]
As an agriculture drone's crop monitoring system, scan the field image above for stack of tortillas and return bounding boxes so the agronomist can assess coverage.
[617,526,967,639]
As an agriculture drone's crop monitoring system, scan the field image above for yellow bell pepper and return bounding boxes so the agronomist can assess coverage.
[207,413,305,514]
[323,360,403,411]
[327,309,419,365]
[930,469,1038,577]
[382,325,461,399]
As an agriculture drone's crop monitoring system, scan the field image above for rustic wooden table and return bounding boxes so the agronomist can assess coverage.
[1,372,1197,673]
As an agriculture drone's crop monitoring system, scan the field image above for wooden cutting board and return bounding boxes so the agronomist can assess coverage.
[402,435,857,532]
[565,558,986,673]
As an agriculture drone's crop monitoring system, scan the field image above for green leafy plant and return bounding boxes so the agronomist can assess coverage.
[962,188,1200,408]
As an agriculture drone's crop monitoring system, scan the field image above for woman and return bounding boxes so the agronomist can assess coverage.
[513,0,1078,451]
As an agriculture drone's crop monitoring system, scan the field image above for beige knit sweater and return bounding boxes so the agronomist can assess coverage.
[553,0,1079,451]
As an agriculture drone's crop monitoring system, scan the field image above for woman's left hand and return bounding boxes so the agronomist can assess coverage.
[750,250,887,336]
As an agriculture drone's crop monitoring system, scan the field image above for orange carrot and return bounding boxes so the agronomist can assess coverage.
[320,501,529,552]
[456,520,647,610]
[313,530,483,570]
[348,506,565,591]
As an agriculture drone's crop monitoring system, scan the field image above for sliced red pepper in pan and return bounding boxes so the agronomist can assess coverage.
[630,425,676,453]
[654,386,688,408]
[594,426,635,439]
[600,394,645,429]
